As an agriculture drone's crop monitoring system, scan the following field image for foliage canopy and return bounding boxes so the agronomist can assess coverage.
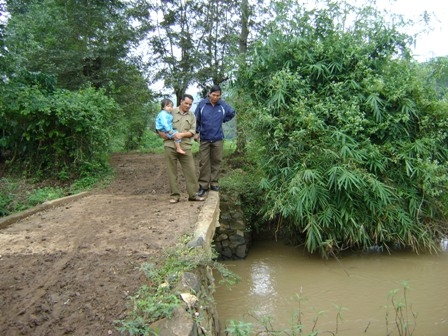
[1,0,153,177]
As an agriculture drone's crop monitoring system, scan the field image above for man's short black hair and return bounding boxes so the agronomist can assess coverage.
[210,85,221,93]
[182,93,194,101]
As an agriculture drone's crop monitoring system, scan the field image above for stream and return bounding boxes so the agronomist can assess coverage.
[215,239,448,335]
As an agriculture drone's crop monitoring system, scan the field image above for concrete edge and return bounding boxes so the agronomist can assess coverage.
[0,191,90,230]
[188,191,220,249]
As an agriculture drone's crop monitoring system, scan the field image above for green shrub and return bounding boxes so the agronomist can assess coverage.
[1,75,119,180]
[139,130,165,153]
[235,1,448,256]
[0,178,29,216]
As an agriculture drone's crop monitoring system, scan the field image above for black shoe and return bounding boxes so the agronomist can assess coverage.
[188,195,205,202]
[210,185,220,191]
[198,187,208,197]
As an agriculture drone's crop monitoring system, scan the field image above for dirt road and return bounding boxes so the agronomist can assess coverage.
[0,153,203,336]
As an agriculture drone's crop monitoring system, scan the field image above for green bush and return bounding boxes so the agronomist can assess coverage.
[138,130,165,153]
[235,2,448,256]
[0,186,14,217]
[0,74,119,180]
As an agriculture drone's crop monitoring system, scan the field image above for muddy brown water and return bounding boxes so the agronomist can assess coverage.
[215,240,448,335]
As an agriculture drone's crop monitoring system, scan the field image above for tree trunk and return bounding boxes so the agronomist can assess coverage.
[236,0,249,154]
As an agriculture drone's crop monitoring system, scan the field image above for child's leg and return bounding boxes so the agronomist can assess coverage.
[175,139,185,155]
[171,130,185,154]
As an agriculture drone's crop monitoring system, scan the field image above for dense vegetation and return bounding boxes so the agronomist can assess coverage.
[234,2,448,255]
[1,0,152,179]
[1,0,448,255]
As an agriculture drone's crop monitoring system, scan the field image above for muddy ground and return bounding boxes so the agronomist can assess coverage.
[0,153,203,336]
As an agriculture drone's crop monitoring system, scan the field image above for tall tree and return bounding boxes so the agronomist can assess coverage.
[5,0,141,90]
[142,0,195,103]
[140,0,241,102]
[239,0,249,55]
[0,3,9,76]
[193,0,240,95]
[4,0,154,147]
[233,0,249,154]
[426,56,448,97]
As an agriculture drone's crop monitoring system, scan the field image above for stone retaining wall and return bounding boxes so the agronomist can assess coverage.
[214,192,251,260]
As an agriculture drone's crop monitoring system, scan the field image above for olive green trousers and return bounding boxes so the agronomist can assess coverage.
[164,146,198,199]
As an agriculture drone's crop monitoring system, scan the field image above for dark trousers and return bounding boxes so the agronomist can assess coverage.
[198,140,223,190]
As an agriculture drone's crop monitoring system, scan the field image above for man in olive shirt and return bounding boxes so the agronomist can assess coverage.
[159,94,204,203]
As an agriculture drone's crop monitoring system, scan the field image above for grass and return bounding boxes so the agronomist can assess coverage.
[0,169,112,218]
[0,178,61,216]
[115,234,239,335]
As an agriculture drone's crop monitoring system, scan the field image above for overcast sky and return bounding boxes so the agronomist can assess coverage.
[374,0,448,61]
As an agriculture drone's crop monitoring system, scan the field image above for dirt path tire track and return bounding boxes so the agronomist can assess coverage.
[0,153,202,336]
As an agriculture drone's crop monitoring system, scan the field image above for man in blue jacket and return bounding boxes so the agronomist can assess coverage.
[194,85,236,197]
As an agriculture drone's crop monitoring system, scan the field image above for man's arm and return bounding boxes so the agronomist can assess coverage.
[194,102,203,134]
[223,102,236,122]
[173,130,194,141]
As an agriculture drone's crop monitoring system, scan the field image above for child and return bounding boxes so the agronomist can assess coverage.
[155,98,185,155]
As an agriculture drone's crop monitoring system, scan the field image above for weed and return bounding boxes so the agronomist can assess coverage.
[224,289,340,336]
[116,316,158,336]
[225,320,252,336]
[0,178,34,215]
[0,189,13,216]
[332,303,348,334]
[0,161,113,218]
[69,173,112,194]
[116,235,239,335]
[224,283,415,336]
[384,281,417,336]
[27,186,65,206]
[138,130,164,153]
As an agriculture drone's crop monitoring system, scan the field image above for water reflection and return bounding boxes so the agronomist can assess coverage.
[215,240,448,335]
[250,261,276,296]
[441,238,448,251]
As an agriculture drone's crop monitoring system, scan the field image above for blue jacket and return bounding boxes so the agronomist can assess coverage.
[155,110,174,135]
[194,98,235,142]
